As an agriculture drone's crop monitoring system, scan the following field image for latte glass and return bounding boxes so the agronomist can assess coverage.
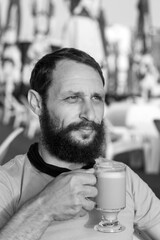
[94,158,126,233]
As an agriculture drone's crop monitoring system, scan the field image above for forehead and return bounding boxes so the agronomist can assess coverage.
[50,59,104,95]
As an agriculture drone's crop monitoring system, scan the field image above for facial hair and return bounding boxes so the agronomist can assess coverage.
[40,104,105,166]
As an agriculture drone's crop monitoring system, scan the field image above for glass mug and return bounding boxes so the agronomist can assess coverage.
[94,158,126,233]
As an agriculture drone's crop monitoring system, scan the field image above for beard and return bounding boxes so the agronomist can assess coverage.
[39,104,105,166]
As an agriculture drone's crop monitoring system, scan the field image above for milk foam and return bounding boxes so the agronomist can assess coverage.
[97,171,125,178]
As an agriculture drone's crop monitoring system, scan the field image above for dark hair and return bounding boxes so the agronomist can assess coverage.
[30,47,105,102]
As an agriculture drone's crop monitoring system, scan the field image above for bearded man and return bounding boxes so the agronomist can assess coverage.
[0,48,160,240]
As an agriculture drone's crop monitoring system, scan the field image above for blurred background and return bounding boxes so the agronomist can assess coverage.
[1,0,160,197]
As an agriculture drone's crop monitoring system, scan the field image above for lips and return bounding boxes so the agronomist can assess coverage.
[70,125,96,142]
[79,127,95,136]
[80,126,93,131]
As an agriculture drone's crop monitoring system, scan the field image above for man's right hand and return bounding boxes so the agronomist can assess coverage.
[38,168,97,221]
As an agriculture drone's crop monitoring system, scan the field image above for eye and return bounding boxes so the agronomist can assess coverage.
[65,95,80,103]
[92,95,104,102]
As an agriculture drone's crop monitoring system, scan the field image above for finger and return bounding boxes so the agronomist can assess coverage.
[82,186,98,198]
[62,170,97,186]
[82,168,95,174]
[72,168,95,174]
[82,198,96,211]
[77,209,87,217]
[76,173,97,186]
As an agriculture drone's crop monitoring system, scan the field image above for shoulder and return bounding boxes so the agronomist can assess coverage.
[126,165,153,198]
[0,154,28,176]
[0,154,28,224]
[126,165,160,230]
[0,154,29,190]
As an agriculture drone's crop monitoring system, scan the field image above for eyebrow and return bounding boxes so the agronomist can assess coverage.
[63,91,105,99]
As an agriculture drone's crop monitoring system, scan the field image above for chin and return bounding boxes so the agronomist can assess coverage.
[71,134,95,146]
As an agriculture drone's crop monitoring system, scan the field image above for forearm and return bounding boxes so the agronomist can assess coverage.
[0,196,52,240]
[0,169,97,239]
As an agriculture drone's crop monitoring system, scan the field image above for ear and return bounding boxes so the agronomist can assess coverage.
[28,90,42,116]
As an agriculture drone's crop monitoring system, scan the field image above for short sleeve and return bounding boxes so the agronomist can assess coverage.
[0,168,15,228]
[127,166,160,230]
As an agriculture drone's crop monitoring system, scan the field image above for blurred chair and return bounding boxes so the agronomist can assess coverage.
[153,119,160,134]
[0,127,24,165]
[111,139,145,172]
[106,123,145,172]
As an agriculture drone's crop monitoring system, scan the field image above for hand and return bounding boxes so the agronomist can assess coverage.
[38,168,97,221]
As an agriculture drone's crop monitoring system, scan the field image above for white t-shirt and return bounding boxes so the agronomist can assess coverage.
[0,153,160,239]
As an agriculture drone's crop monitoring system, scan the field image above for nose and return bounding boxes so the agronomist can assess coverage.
[79,100,96,122]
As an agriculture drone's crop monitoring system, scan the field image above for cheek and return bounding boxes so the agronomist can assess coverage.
[94,105,104,122]
[52,107,79,129]
[48,109,61,129]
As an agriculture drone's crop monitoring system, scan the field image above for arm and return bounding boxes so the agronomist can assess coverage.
[127,167,160,240]
[0,169,97,240]
[0,194,52,240]
[144,224,160,240]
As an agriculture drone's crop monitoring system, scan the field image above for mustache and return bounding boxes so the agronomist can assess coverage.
[62,121,102,132]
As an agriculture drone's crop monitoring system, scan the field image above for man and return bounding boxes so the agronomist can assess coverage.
[0,48,160,240]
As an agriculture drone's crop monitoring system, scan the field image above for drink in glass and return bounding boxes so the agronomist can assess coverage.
[94,158,126,233]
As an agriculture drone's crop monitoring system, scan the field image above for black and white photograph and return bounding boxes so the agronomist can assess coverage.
[0,1,160,239]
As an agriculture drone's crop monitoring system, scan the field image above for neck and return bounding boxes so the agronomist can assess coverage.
[38,142,84,170]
